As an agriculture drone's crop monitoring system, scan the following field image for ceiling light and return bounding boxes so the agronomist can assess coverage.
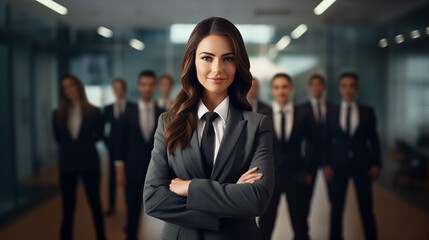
[35,0,67,15]
[410,30,421,39]
[129,39,145,50]
[275,36,291,51]
[97,27,113,38]
[394,34,405,44]
[378,38,388,48]
[291,24,308,39]
[426,27,429,35]
[314,0,336,15]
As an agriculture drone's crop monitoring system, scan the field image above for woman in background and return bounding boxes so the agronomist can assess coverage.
[52,74,106,240]
[144,17,274,240]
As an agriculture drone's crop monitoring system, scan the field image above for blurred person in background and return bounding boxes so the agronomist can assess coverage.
[259,73,319,240]
[103,78,131,216]
[115,70,164,240]
[157,74,174,111]
[52,74,106,240]
[323,72,381,240]
[247,77,271,116]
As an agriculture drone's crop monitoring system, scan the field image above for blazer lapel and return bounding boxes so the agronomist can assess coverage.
[211,104,247,179]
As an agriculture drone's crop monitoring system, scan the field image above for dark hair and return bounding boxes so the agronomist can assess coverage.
[308,74,326,86]
[55,74,94,125]
[271,73,293,86]
[138,70,157,83]
[160,74,174,85]
[339,72,359,84]
[112,78,127,90]
[164,17,252,154]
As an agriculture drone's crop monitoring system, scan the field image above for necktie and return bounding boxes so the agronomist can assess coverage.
[346,105,351,136]
[280,110,286,143]
[200,112,219,176]
[317,101,323,124]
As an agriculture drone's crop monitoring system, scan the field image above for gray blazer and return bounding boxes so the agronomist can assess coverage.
[143,103,274,240]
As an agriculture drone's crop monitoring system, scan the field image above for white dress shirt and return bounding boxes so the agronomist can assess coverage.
[272,101,294,141]
[68,104,82,140]
[197,96,229,165]
[114,99,126,119]
[340,100,359,136]
[310,97,327,123]
[157,97,172,110]
[138,99,155,142]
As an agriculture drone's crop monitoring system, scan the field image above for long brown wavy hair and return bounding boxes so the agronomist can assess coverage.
[164,17,252,155]
[55,74,94,125]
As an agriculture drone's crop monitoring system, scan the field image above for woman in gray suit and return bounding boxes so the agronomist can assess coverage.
[143,17,274,240]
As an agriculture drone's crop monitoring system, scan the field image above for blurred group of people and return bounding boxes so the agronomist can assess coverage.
[52,70,381,240]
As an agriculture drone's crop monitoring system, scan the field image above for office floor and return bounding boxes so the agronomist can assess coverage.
[1,162,428,240]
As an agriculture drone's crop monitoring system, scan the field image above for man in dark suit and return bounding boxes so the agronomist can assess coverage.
[247,77,271,116]
[259,73,319,240]
[115,70,164,240]
[299,74,333,217]
[103,78,130,216]
[323,72,381,240]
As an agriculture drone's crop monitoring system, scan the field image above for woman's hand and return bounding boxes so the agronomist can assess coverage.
[237,167,263,184]
[169,178,191,197]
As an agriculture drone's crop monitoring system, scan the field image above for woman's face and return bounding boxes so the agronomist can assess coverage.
[195,34,236,98]
[61,78,80,102]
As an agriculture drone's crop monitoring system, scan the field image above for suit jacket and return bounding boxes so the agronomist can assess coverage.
[257,101,272,117]
[116,102,164,180]
[324,103,382,171]
[266,105,320,182]
[103,101,132,157]
[300,100,334,171]
[52,107,103,173]
[143,103,274,240]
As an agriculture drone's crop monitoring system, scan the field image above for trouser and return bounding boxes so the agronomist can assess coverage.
[60,168,105,240]
[329,166,377,240]
[259,173,310,240]
[108,153,116,209]
[125,177,145,240]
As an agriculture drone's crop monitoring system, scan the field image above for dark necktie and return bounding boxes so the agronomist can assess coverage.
[346,105,351,136]
[201,112,219,176]
[317,101,323,124]
[280,110,286,143]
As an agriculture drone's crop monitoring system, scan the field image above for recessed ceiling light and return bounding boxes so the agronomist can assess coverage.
[97,27,113,38]
[275,36,291,51]
[35,0,67,15]
[314,0,337,15]
[129,39,145,50]
[394,34,405,44]
[410,30,421,39]
[291,24,308,39]
[426,27,429,35]
[378,38,388,48]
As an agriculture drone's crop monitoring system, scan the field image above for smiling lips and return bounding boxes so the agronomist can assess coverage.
[208,77,227,84]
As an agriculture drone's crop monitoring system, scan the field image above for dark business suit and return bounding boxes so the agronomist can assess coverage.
[300,100,334,203]
[116,102,164,240]
[52,107,105,240]
[257,101,272,116]
[144,103,274,240]
[103,101,131,210]
[259,105,319,240]
[324,104,381,240]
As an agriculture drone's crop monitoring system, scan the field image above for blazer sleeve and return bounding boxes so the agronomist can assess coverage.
[91,108,104,142]
[186,115,274,218]
[143,114,220,231]
[52,111,61,144]
[322,110,332,167]
[368,108,382,168]
[303,109,323,174]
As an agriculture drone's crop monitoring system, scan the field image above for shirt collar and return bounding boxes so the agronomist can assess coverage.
[197,96,229,125]
[310,96,325,105]
[138,99,154,110]
[341,100,356,108]
[273,101,293,113]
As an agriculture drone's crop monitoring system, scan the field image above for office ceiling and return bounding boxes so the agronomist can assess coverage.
[5,0,429,29]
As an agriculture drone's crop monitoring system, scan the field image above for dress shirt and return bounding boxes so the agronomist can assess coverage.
[197,96,229,165]
[310,97,327,123]
[114,99,126,119]
[340,100,359,136]
[138,99,155,142]
[157,97,172,110]
[68,104,82,140]
[272,101,294,141]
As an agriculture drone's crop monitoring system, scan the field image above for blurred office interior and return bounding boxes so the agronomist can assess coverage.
[0,0,429,239]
